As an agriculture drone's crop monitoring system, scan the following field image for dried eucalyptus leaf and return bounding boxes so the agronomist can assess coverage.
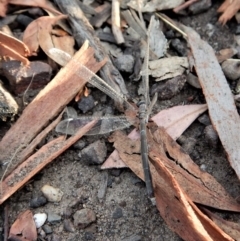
[149,57,189,81]
[128,0,184,12]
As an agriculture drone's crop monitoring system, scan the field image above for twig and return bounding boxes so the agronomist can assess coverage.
[155,13,187,38]
[111,0,124,44]
[122,10,147,39]
[136,0,146,30]
[173,0,200,13]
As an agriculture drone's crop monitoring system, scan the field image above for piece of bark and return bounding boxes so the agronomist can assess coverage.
[0,120,97,204]
[0,42,106,177]
[184,25,240,179]
[2,60,52,94]
[54,0,129,99]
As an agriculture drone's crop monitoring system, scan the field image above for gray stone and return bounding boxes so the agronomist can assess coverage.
[79,140,107,165]
[121,234,142,241]
[29,196,47,208]
[47,212,61,223]
[2,60,52,94]
[42,224,52,234]
[63,219,75,233]
[73,208,96,228]
[115,55,134,73]
[77,95,95,113]
[112,207,123,219]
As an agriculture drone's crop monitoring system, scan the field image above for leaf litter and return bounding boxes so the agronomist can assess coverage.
[1,1,240,240]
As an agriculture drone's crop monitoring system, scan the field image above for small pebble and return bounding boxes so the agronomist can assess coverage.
[62,207,73,218]
[114,54,134,73]
[151,75,186,100]
[122,234,142,241]
[186,73,201,89]
[109,169,122,177]
[97,172,108,201]
[77,95,95,113]
[39,228,46,238]
[189,0,212,14]
[2,60,52,94]
[204,125,219,148]
[47,212,61,223]
[42,225,53,234]
[170,39,187,56]
[73,208,96,228]
[198,114,211,126]
[41,184,63,202]
[84,231,95,240]
[222,59,240,81]
[29,196,47,208]
[181,137,197,155]
[73,139,87,150]
[200,164,207,172]
[63,219,75,233]
[112,207,123,219]
[79,140,107,165]
[114,177,121,184]
[51,234,62,241]
[34,213,47,228]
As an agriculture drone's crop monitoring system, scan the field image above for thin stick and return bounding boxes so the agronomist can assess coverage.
[111,0,125,44]
[155,13,187,38]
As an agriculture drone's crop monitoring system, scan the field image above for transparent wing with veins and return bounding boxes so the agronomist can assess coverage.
[49,48,137,136]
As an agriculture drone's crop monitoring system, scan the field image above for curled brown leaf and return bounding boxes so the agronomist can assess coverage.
[218,0,240,25]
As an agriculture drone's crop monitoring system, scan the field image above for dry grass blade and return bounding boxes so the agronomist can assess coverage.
[111,0,124,44]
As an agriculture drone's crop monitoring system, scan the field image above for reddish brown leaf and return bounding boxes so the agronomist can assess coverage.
[218,0,240,25]
[0,0,7,17]
[9,210,37,241]
[0,31,30,65]
[202,208,240,241]
[108,127,240,212]
[23,15,68,56]
[110,130,234,241]
[102,104,207,169]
